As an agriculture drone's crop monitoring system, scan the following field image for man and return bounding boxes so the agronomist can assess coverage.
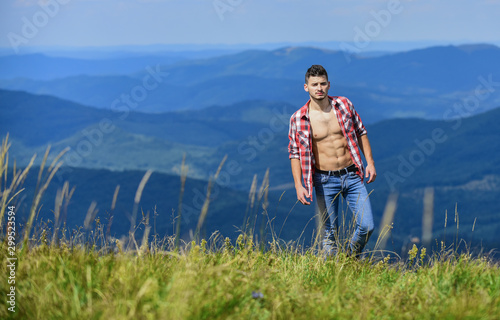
[288,65,376,257]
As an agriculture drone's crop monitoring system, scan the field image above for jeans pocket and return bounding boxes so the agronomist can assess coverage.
[314,173,328,185]
[322,174,329,184]
[348,171,362,183]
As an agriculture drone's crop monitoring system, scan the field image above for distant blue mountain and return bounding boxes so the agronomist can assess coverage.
[340,44,500,94]
[1,44,499,122]
[0,53,183,80]
[152,44,500,93]
[0,89,290,148]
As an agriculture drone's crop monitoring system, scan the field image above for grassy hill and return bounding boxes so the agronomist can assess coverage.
[1,238,499,319]
[2,138,499,319]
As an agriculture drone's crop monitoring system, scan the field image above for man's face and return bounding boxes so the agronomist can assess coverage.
[304,75,330,100]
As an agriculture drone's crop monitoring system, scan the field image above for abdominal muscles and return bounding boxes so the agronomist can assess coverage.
[311,114,353,171]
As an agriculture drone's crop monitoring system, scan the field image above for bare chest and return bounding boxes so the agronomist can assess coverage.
[309,110,343,141]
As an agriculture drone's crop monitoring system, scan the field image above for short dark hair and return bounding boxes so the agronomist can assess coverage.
[305,65,328,83]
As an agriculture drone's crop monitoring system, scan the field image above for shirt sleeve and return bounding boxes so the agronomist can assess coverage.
[288,114,300,159]
[349,99,367,136]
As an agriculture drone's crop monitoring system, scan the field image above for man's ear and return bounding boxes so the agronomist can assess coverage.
[304,83,309,92]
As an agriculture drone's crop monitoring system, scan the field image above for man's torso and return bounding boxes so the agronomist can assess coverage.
[309,106,353,171]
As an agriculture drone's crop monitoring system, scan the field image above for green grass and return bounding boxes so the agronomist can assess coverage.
[1,135,500,319]
[1,238,499,319]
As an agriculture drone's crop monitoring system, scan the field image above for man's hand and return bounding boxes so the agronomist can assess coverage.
[296,185,311,205]
[358,134,376,183]
[291,159,311,205]
[365,163,377,184]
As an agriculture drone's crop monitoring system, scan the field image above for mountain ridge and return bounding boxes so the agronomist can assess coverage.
[2,90,500,253]
[2,44,499,120]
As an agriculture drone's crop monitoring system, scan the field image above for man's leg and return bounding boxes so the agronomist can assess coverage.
[343,172,375,256]
[314,172,342,256]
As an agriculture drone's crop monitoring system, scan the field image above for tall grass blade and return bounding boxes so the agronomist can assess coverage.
[140,213,151,255]
[422,187,434,248]
[258,168,270,249]
[52,181,69,245]
[175,154,188,249]
[22,147,67,252]
[454,203,459,249]
[111,185,120,212]
[0,135,35,231]
[106,185,120,241]
[35,145,51,193]
[375,192,398,251]
[195,155,227,242]
[84,201,99,230]
[0,133,10,184]
[242,174,258,235]
[130,170,153,236]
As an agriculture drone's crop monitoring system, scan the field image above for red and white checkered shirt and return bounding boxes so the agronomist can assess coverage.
[288,96,367,198]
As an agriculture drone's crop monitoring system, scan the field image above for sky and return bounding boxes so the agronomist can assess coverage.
[0,0,499,53]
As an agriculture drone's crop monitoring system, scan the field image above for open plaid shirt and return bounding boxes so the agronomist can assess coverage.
[288,96,367,198]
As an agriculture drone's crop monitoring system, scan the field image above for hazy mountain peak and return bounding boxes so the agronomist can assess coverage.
[272,46,335,56]
[457,43,500,53]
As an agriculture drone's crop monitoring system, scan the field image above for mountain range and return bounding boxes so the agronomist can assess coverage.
[1,88,499,253]
[1,44,499,121]
[1,43,500,254]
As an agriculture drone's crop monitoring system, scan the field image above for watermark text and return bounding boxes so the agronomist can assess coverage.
[6,206,17,313]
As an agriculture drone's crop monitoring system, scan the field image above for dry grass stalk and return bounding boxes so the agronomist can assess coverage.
[242,174,258,234]
[0,135,36,230]
[111,184,120,211]
[22,146,68,251]
[454,203,460,246]
[140,213,151,255]
[84,201,99,230]
[52,181,74,245]
[195,155,227,241]
[375,192,398,251]
[249,174,258,209]
[258,168,270,246]
[105,185,120,241]
[130,170,154,234]
[175,154,188,248]
[422,187,434,247]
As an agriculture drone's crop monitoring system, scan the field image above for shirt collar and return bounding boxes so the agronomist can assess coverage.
[300,96,337,120]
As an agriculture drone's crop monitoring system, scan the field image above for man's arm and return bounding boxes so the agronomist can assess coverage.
[358,134,377,183]
[291,158,310,205]
[288,112,311,205]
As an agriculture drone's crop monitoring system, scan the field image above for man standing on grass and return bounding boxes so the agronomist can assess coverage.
[288,65,376,257]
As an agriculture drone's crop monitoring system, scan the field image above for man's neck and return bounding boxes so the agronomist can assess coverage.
[308,96,331,112]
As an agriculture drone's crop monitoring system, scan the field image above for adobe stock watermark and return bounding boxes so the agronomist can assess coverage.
[213,0,245,21]
[180,105,291,223]
[7,0,72,54]
[6,206,17,313]
[384,74,500,192]
[55,65,168,181]
[339,0,414,63]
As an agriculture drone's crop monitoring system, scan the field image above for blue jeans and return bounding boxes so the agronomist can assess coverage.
[314,170,374,256]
